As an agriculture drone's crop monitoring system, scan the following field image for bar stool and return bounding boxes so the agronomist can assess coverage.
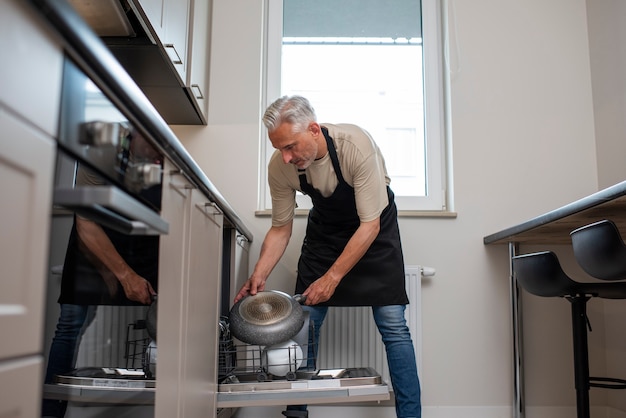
[570,219,626,281]
[512,251,626,418]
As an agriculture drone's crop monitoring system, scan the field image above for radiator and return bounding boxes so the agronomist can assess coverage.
[316,265,431,384]
[75,305,150,369]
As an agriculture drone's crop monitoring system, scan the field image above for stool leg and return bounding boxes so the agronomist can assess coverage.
[569,296,591,418]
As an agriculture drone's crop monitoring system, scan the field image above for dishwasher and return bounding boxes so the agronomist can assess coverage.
[216,302,390,409]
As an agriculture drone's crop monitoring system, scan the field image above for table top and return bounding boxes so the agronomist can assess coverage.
[483,180,626,245]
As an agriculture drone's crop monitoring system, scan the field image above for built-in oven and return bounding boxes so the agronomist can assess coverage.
[54,56,167,235]
[42,54,167,417]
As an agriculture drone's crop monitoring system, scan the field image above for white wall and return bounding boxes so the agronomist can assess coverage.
[586,0,626,190]
[173,0,626,416]
[585,0,626,413]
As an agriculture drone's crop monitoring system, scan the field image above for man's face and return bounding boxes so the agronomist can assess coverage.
[269,122,320,170]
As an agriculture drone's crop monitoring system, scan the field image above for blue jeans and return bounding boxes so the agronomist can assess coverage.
[41,304,96,418]
[287,305,421,418]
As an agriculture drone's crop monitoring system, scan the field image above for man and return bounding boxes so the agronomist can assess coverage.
[234,95,421,418]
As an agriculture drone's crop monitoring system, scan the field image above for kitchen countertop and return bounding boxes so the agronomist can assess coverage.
[484,179,626,245]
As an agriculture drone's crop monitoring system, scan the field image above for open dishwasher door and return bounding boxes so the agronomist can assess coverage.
[217,367,389,408]
[216,313,390,408]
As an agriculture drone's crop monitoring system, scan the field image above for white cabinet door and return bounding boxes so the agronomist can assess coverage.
[137,0,165,37]
[130,0,208,122]
[187,0,211,120]
[0,110,55,361]
[129,0,191,83]
[156,160,191,418]
[163,0,191,82]
[0,0,62,137]
[133,0,190,83]
[157,162,222,418]
[0,357,43,418]
[180,189,223,416]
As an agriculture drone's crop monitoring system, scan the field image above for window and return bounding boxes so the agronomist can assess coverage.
[262,0,447,212]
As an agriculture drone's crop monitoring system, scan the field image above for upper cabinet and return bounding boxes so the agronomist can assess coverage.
[134,0,164,35]
[187,0,210,120]
[71,0,209,125]
[134,0,191,84]
[137,0,210,124]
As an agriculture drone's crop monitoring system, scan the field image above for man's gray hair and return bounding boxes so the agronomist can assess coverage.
[262,95,317,134]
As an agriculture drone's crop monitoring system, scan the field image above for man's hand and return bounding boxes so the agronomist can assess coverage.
[233,222,293,304]
[120,272,156,305]
[302,274,340,305]
[233,275,266,304]
[302,218,381,305]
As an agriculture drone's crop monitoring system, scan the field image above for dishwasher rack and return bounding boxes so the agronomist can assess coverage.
[218,317,316,382]
[124,319,155,378]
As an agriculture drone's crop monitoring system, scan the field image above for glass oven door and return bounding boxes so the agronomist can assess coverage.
[42,55,165,417]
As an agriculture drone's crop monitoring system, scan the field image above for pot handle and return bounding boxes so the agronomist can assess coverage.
[293,294,307,304]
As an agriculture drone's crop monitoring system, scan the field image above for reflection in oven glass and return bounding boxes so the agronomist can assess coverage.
[42,58,161,417]
[58,58,164,211]
[42,170,160,415]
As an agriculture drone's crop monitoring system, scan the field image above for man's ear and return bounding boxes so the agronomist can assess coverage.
[308,122,321,135]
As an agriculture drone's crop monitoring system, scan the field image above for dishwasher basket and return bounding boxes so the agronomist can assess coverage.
[124,319,155,377]
[218,315,316,382]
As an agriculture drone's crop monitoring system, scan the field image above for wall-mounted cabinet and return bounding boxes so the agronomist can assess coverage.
[133,0,191,84]
[187,0,211,120]
[120,0,209,124]
[70,0,210,124]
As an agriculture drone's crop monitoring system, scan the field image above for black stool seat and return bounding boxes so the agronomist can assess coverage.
[514,250,626,298]
[512,250,626,418]
[571,219,626,281]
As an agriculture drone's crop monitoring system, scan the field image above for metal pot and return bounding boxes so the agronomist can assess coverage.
[228,290,305,346]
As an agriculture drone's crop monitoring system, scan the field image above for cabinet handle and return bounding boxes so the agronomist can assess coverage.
[164,44,183,65]
[204,202,222,215]
[236,234,249,246]
[191,84,204,100]
[168,170,196,196]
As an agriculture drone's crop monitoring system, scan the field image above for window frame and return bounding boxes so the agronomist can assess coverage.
[260,0,448,213]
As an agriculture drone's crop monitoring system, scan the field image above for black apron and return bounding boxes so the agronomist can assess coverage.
[296,128,408,306]
[58,184,161,306]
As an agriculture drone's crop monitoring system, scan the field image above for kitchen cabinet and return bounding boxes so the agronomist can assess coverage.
[0,357,43,418]
[155,162,192,418]
[135,0,164,36]
[127,0,209,123]
[0,110,56,418]
[0,110,55,361]
[181,188,223,415]
[187,0,211,120]
[66,0,209,124]
[0,2,60,417]
[157,160,223,418]
[0,0,62,137]
[132,0,190,83]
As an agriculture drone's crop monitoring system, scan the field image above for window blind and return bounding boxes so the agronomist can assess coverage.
[283,0,422,40]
